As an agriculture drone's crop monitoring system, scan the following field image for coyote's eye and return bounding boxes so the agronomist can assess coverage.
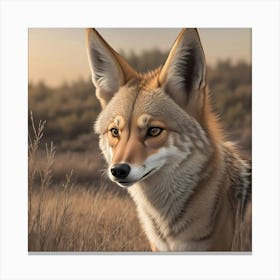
[110,127,120,137]
[147,127,163,137]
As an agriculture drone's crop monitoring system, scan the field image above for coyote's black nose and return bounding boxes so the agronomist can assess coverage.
[110,164,131,179]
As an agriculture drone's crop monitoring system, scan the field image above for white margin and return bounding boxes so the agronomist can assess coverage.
[0,0,279,280]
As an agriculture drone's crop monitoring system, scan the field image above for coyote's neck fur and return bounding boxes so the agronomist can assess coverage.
[128,141,250,251]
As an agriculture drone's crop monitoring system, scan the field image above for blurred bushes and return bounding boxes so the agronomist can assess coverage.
[28,78,100,147]
[120,49,167,73]
[208,60,251,132]
[28,51,251,154]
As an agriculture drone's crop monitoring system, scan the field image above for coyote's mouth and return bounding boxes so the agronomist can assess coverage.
[117,167,157,187]
[141,167,157,179]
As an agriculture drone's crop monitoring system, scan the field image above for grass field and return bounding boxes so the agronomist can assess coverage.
[28,186,150,251]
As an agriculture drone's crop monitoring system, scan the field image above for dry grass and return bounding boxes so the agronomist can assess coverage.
[28,187,150,251]
[32,150,109,187]
[28,113,150,252]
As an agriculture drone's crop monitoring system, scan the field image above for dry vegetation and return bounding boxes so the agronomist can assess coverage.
[28,114,150,251]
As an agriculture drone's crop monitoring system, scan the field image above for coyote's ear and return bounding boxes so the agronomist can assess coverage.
[86,28,137,108]
[159,28,206,107]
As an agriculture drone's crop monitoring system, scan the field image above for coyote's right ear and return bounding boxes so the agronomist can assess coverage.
[86,28,137,108]
[158,28,206,108]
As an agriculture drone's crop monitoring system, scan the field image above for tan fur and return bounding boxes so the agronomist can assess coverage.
[150,243,158,252]
[86,28,252,251]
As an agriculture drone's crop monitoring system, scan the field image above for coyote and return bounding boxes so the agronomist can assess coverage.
[86,28,251,251]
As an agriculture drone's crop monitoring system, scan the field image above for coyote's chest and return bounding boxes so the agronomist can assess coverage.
[128,178,215,251]
[138,205,211,251]
[132,194,213,251]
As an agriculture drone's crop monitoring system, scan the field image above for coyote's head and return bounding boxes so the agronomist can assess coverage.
[86,28,216,188]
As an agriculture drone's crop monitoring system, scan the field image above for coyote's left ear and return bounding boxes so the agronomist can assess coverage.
[159,28,206,106]
[86,28,137,108]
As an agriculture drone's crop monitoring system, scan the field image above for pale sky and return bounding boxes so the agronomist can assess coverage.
[28,28,251,87]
